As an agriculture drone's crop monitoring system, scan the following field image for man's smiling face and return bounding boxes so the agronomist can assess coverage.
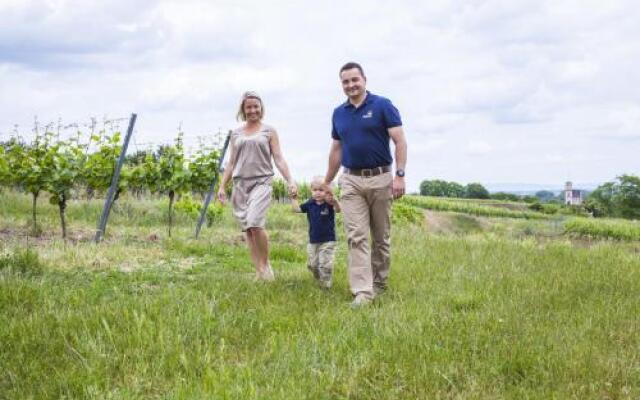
[340,67,367,101]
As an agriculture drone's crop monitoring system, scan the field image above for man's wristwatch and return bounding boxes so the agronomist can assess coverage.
[395,169,405,178]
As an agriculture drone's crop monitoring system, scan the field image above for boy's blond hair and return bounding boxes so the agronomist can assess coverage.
[310,176,325,189]
[310,176,335,193]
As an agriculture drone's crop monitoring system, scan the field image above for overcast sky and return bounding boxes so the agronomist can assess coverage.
[1,0,639,191]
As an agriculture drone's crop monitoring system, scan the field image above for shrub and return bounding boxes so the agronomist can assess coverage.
[528,203,560,215]
[392,202,423,225]
[541,204,560,215]
[175,194,224,227]
[206,203,224,227]
[528,202,543,212]
[175,194,200,217]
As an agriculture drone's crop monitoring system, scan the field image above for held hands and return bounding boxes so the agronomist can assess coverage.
[325,192,335,205]
[324,184,340,212]
[392,176,405,199]
[287,182,298,199]
[217,187,227,205]
[324,184,335,205]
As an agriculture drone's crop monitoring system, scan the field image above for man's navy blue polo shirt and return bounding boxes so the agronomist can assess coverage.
[331,91,402,169]
[300,200,336,244]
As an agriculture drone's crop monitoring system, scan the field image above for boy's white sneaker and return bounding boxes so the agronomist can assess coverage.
[319,280,332,290]
[350,293,371,308]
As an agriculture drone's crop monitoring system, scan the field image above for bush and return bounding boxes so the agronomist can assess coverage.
[528,202,543,212]
[175,194,200,217]
[541,204,560,215]
[529,202,559,215]
[392,202,423,225]
[206,203,224,227]
[491,192,520,201]
[175,194,224,227]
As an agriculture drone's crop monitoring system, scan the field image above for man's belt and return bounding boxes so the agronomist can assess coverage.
[343,165,391,177]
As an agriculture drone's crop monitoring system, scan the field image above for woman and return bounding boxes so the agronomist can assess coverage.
[217,91,297,281]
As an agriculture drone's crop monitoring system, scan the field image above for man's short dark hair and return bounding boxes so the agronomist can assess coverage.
[339,62,365,78]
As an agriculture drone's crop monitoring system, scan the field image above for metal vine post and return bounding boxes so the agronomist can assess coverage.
[94,113,137,243]
[195,130,231,239]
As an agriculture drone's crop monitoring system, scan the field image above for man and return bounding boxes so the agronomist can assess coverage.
[324,62,408,307]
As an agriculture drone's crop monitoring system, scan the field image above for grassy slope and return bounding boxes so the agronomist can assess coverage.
[1,192,639,399]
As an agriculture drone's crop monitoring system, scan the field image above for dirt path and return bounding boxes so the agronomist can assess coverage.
[424,210,455,234]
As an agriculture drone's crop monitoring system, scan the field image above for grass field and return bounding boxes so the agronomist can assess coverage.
[402,196,551,220]
[565,217,640,241]
[1,191,639,399]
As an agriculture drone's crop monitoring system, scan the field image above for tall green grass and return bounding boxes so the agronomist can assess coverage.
[1,191,639,398]
[565,217,640,241]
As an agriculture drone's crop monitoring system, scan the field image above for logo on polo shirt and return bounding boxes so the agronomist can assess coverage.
[362,110,373,119]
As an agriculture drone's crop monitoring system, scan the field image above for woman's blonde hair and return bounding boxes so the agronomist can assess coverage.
[236,91,265,122]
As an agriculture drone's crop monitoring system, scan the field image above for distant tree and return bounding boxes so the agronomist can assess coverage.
[535,190,556,203]
[465,183,490,199]
[616,174,640,219]
[420,179,447,197]
[582,197,607,217]
[586,181,617,217]
[420,179,465,198]
[585,175,640,219]
[490,192,520,202]
[554,192,565,202]
[521,195,538,204]
[447,182,466,198]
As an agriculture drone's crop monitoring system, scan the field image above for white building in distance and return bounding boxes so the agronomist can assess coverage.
[564,181,583,205]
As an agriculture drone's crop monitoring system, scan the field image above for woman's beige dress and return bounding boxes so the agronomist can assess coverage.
[230,124,274,231]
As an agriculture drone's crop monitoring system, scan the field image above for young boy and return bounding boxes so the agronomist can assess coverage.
[291,176,340,289]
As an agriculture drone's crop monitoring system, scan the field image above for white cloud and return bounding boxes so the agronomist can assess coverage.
[1,0,640,190]
[465,140,493,155]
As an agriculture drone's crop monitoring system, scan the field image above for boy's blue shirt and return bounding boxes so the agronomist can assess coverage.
[300,199,336,244]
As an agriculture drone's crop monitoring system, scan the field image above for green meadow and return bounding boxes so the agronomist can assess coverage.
[1,191,639,399]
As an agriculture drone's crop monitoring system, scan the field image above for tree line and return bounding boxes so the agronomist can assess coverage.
[419,177,640,220]
[419,180,494,200]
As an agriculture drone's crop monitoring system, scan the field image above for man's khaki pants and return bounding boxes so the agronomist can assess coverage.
[338,171,392,299]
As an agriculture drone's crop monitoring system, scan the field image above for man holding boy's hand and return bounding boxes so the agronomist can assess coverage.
[291,178,339,289]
